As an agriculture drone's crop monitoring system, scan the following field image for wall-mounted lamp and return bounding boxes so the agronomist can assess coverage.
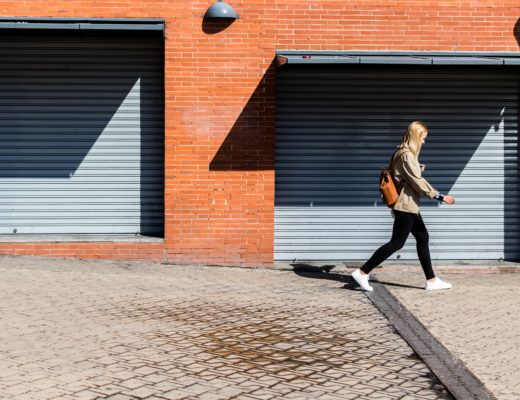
[203,0,239,20]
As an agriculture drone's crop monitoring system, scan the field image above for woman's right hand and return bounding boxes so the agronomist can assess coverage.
[443,195,455,205]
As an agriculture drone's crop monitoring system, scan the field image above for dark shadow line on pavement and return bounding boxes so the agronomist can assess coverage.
[291,263,336,273]
[290,263,425,291]
[291,263,367,291]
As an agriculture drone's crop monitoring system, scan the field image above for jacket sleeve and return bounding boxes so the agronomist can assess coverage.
[399,153,437,199]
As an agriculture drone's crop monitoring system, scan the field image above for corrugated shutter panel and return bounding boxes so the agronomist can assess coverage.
[275,65,519,261]
[0,32,164,236]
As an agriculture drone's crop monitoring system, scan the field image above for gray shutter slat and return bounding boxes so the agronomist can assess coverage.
[275,65,519,261]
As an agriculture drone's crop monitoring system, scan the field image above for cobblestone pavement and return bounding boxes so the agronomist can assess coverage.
[0,255,452,400]
[374,271,520,400]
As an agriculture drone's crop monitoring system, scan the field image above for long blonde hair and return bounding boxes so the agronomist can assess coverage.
[398,121,427,157]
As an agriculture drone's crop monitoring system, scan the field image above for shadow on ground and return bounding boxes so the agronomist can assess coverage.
[291,263,424,290]
[291,263,358,291]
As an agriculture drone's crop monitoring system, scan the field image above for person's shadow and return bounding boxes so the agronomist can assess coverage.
[291,263,359,291]
[291,263,423,290]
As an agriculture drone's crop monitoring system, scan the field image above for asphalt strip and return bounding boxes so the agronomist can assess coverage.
[366,278,497,400]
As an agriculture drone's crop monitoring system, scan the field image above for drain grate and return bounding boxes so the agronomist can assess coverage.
[344,261,384,269]
[343,261,365,268]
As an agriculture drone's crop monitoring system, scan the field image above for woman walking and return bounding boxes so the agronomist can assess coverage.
[352,121,455,292]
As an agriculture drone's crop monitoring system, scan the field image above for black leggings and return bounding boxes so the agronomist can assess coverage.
[360,210,436,280]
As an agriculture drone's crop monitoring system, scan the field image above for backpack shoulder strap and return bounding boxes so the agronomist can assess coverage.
[389,149,401,168]
[390,148,411,168]
[389,148,409,194]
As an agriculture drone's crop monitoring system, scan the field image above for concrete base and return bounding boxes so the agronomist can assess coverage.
[0,234,164,243]
[274,259,520,274]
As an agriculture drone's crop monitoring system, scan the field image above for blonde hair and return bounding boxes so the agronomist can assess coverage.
[398,121,428,157]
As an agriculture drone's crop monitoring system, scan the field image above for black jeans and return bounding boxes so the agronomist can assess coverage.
[360,210,436,280]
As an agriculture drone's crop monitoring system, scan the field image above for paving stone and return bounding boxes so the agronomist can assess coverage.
[1,384,31,396]
[152,381,184,392]
[92,385,125,397]
[214,386,243,397]
[60,382,91,393]
[72,390,104,400]
[123,386,159,398]
[195,392,227,400]
[161,389,191,400]
[118,378,148,390]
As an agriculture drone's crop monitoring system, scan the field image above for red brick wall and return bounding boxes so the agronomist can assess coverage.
[0,243,164,262]
[0,1,519,265]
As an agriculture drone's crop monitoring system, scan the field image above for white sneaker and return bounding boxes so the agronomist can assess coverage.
[351,269,373,292]
[425,277,452,291]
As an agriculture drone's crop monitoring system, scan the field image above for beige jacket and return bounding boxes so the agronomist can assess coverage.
[391,146,437,214]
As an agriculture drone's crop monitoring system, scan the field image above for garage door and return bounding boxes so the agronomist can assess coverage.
[0,31,164,236]
[275,64,519,261]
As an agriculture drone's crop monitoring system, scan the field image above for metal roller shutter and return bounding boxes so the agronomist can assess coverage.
[0,32,164,236]
[275,65,519,261]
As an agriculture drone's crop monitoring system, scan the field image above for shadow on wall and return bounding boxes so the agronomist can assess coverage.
[140,35,165,237]
[0,32,138,178]
[209,59,276,171]
[202,18,235,34]
[510,17,520,260]
[275,64,510,208]
[514,17,520,46]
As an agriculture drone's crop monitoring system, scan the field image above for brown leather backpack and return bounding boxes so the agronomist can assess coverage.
[379,151,402,208]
